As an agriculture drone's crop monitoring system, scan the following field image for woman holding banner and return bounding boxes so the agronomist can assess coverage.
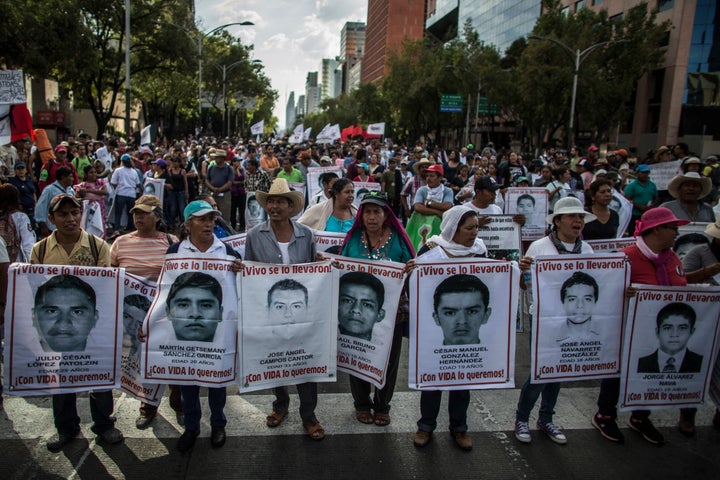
[593,207,693,444]
[110,195,182,430]
[412,205,487,451]
[298,178,357,233]
[341,191,414,427]
[515,197,596,445]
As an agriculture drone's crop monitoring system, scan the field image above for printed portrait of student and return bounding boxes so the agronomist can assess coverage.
[123,294,150,357]
[338,271,385,341]
[245,192,266,227]
[637,302,703,374]
[555,271,600,344]
[33,274,99,353]
[432,274,491,346]
[166,272,223,343]
[515,193,538,225]
[267,279,308,326]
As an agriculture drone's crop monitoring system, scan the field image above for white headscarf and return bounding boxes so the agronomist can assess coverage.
[426,205,487,257]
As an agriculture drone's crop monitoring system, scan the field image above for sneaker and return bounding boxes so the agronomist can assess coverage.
[514,420,531,443]
[177,429,200,453]
[628,417,664,445]
[47,431,80,452]
[98,427,124,445]
[413,429,432,447]
[536,419,567,445]
[592,413,624,443]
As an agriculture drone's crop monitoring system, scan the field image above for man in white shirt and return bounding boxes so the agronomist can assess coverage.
[110,154,140,236]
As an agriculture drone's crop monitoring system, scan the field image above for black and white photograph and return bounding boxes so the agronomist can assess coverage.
[504,187,549,241]
[530,254,628,383]
[143,255,238,387]
[3,264,123,395]
[620,284,720,411]
[409,258,519,390]
[239,260,338,393]
[245,191,267,228]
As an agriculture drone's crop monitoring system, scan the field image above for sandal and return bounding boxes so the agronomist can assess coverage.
[305,422,325,441]
[266,410,287,428]
[374,412,391,427]
[355,410,374,424]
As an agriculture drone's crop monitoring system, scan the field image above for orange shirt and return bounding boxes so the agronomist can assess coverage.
[260,154,279,173]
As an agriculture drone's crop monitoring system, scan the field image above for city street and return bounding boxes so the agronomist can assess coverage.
[2,331,719,479]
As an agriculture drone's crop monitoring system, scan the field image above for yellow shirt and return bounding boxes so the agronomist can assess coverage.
[31,231,110,267]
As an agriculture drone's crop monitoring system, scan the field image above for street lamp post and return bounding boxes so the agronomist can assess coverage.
[153,20,253,131]
[444,65,481,148]
[528,34,629,150]
[216,60,246,137]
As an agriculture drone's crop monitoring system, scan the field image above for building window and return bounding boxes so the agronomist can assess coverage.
[561,6,569,15]
[657,0,674,12]
[576,0,585,11]
[592,0,604,5]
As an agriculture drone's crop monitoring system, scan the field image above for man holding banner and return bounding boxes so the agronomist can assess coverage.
[30,193,123,452]
[244,178,326,441]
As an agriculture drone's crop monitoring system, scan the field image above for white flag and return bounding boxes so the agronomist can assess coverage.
[303,127,312,141]
[329,124,341,140]
[289,123,304,143]
[367,122,385,135]
[250,120,264,135]
[140,125,153,146]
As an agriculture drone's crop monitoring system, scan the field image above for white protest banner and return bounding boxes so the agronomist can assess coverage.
[250,120,264,135]
[4,264,123,396]
[222,232,246,258]
[81,200,105,238]
[143,255,238,387]
[609,192,633,237]
[144,177,165,207]
[530,254,629,383]
[649,160,682,190]
[288,124,304,144]
[119,273,165,405]
[409,258,519,390]
[478,215,522,262]
[367,122,385,136]
[307,166,342,200]
[303,127,312,141]
[504,187,549,241]
[329,124,341,141]
[619,284,720,411]
[584,238,635,254]
[245,191,267,228]
[314,231,346,253]
[333,257,406,389]
[352,181,382,207]
[0,70,26,104]
[239,260,338,393]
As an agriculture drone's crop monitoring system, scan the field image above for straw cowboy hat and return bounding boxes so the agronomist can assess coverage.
[255,178,306,217]
[667,172,712,199]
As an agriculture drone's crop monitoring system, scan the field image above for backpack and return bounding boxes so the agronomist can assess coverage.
[0,212,20,262]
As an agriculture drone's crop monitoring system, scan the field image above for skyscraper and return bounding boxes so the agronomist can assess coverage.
[285,92,296,131]
[305,72,321,115]
[340,22,366,93]
[362,0,426,84]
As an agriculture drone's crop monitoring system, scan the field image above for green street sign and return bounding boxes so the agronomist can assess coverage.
[440,94,463,113]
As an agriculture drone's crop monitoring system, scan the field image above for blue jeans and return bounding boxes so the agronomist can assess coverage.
[52,390,115,435]
[166,190,187,228]
[272,383,318,427]
[180,386,226,432]
[516,376,561,423]
[417,389,470,433]
[113,194,136,231]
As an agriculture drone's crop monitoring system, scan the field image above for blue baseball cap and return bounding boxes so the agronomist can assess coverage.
[636,164,651,173]
[184,200,221,219]
[121,153,133,163]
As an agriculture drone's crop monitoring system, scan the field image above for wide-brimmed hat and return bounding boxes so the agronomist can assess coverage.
[256,178,305,217]
[634,207,690,236]
[211,149,227,158]
[412,159,432,174]
[705,217,720,239]
[184,200,222,219]
[130,194,162,214]
[667,172,712,199]
[545,197,597,224]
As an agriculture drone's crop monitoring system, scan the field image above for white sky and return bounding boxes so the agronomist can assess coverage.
[195,0,368,128]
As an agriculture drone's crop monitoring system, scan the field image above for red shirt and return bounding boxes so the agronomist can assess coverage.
[622,244,687,287]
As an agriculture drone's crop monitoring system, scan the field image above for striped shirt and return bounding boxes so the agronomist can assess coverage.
[109,231,178,282]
